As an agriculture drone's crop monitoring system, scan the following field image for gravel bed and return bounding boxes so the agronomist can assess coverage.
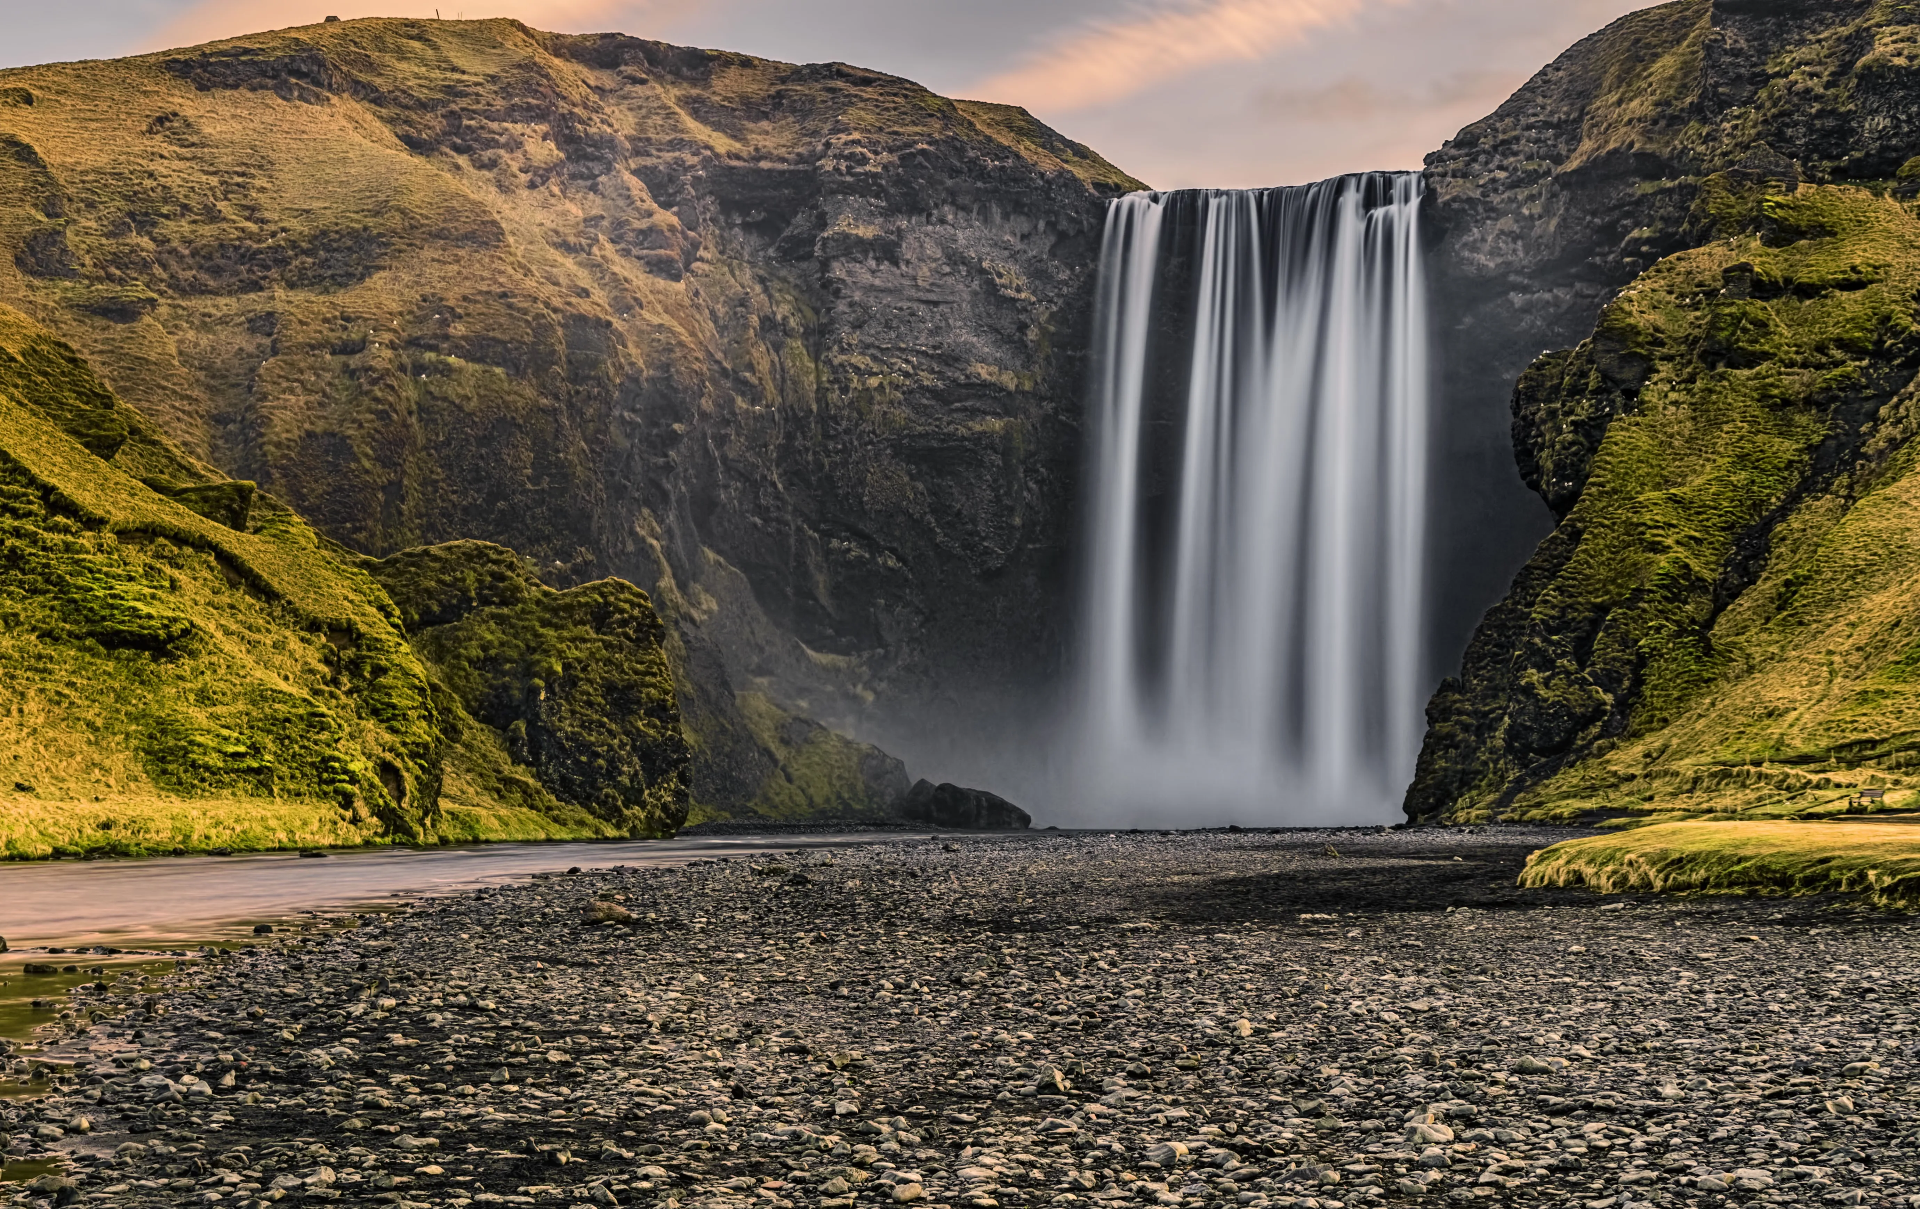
[4,827,1919,1209]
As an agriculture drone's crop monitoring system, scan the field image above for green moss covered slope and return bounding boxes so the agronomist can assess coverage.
[0,304,674,854]
[1412,179,1920,824]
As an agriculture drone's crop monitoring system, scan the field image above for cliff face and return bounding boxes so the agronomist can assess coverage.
[0,304,671,854]
[1413,0,1920,822]
[0,19,1140,815]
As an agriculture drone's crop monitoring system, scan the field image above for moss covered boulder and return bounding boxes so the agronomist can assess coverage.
[371,541,691,837]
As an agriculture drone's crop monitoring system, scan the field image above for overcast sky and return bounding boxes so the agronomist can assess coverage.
[4,0,1656,188]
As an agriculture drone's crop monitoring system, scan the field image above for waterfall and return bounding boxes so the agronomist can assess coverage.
[1071,172,1429,826]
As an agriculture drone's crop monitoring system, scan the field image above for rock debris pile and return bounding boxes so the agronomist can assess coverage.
[4,828,1919,1209]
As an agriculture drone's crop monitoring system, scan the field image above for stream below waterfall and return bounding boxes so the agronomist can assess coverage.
[0,832,927,1051]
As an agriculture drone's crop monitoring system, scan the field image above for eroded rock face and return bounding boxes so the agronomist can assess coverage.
[0,18,1141,813]
[1412,0,1920,822]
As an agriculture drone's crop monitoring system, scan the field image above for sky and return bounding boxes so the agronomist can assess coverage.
[1,0,1657,188]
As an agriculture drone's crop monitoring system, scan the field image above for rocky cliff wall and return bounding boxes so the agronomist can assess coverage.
[0,18,1142,815]
[1413,0,1920,822]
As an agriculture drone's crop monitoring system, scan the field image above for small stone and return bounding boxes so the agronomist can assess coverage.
[891,1183,926,1203]
[581,900,637,925]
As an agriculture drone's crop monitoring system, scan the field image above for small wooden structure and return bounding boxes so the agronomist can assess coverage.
[1848,787,1888,810]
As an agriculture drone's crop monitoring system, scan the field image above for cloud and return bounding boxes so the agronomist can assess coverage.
[1252,68,1513,123]
[145,0,667,55]
[965,0,1412,114]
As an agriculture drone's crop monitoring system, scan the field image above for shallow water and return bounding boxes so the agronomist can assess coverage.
[0,831,931,1058]
[0,832,921,950]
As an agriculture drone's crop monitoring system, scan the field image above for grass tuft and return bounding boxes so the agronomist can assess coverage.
[1519,821,1920,904]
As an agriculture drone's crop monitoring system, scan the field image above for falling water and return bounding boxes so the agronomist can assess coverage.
[1072,172,1429,825]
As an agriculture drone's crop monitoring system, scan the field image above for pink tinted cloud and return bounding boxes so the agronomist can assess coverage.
[966,0,1414,114]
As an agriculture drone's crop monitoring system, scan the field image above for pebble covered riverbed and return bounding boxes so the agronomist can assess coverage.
[4,828,1919,1209]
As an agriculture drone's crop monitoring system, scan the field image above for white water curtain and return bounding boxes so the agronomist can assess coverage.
[1074,173,1428,825]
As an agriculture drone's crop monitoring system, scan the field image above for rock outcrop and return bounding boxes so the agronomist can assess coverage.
[369,541,690,837]
[892,778,1031,829]
[1413,0,1920,822]
[0,18,1141,814]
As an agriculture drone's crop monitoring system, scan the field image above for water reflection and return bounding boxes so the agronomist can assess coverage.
[0,832,913,950]
[0,831,922,1093]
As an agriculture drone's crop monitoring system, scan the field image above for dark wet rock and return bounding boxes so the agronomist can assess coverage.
[891,779,1031,830]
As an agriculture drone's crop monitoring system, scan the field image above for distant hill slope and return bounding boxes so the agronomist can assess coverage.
[0,303,687,854]
[0,19,1142,812]
[1413,0,1920,824]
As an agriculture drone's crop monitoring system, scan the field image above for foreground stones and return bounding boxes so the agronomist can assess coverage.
[4,828,1919,1209]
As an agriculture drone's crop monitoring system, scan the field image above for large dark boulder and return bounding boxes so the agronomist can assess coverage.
[892,779,1031,830]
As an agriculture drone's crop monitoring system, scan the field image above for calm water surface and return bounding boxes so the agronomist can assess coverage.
[0,832,920,948]
[0,832,926,1049]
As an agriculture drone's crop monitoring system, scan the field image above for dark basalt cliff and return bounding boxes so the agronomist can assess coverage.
[0,18,1140,816]
[1413,0,1920,822]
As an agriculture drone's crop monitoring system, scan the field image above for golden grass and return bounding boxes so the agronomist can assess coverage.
[1519,821,1920,904]
[0,794,379,859]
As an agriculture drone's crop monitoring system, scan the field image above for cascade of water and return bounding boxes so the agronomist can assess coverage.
[1073,172,1428,825]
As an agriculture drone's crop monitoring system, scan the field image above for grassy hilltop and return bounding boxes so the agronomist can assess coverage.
[0,303,689,855]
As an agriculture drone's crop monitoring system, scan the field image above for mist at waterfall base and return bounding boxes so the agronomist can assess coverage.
[1062,173,1430,829]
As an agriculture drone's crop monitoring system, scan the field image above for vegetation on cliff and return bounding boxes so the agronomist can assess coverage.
[0,304,677,854]
[1412,1,1920,827]
[1413,178,1920,824]
[1420,0,1920,681]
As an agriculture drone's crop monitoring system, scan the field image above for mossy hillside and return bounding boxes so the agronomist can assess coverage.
[0,400,436,853]
[374,541,692,838]
[1412,183,1920,824]
[0,306,632,854]
[731,690,909,822]
[1520,822,1920,906]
